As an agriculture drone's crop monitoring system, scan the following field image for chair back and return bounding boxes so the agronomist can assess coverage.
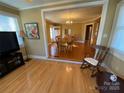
[94,45,109,65]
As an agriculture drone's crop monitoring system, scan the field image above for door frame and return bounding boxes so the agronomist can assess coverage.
[41,0,109,58]
[84,23,94,43]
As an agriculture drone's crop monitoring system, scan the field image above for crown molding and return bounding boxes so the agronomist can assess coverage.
[20,0,82,10]
[0,2,19,11]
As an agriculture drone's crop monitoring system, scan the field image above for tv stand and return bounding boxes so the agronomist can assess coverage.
[0,52,25,77]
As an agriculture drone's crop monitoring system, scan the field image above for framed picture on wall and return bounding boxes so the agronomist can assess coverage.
[24,23,40,39]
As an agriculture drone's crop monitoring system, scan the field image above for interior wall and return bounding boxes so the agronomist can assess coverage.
[0,5,27,58]
[103,0,124,78]
[101,0,121,46]
[20,0,101,57]
[20,0,124,78]
[61,23,83,41]
[46,18,100,43]
[46,20,53,44]
[0,5,19,15]
[81,18,100,43]
[45,20,62,44]
[20,8,46,56]
[104,53,124,79]
[20,0,120,57]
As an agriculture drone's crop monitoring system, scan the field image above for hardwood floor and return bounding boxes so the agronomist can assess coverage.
[48,42,95,62]
[0,59,99,93]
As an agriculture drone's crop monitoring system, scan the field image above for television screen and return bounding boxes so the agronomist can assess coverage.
[0,32,20,55]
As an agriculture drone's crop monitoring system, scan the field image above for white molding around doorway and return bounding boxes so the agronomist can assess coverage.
[41,0,109,58]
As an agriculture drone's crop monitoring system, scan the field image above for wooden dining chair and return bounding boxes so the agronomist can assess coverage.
[55,36,62,51]
[80,45,109,77]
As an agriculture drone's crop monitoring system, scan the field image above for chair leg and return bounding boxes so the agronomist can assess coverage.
[80,61,90,69]
[91,67,97,77]
[80,61,85,69]
[97,66,100,72]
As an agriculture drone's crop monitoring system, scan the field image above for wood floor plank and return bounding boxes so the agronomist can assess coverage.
[48,42,95,62]
[0,59,99,93]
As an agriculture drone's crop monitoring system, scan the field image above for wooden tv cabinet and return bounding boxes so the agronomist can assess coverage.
[0,52,25,77]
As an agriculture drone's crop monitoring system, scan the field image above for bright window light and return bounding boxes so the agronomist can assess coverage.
[0,15,23,46]
[110,4,124,60]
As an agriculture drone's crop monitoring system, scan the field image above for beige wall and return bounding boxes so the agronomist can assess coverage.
[20,8,46,56]
[20,0,124,77]
[46,19,99,43]
[81,18,100,43]
[61,23,84,41]
[0,5,27,59]
[82,20,99,42]
[104,53,124,79]
[0,5,19,15]
[46,20,52,44]
[0,5,27,58]
[45,20,61,44]
[103,0,124,78]
[101,0,121,46]
[20,0,100,57]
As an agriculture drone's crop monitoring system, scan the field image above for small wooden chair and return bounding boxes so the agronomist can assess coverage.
[80,45,109,77]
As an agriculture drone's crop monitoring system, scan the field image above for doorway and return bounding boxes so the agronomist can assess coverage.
[44,6,102,61]
[41,0,109,62]
[50,26,61,42]
[85,24,93,44]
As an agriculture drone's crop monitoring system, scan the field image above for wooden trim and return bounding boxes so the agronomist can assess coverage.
[20,0,82,10]
[96,0,109,44]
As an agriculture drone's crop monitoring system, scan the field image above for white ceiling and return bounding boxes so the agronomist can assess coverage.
[0,0,82,10]
[45,5,103,24]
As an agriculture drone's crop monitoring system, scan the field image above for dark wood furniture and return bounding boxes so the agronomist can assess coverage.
[96,72,124,93]
[80,45,109,77]
[0,52,24,77]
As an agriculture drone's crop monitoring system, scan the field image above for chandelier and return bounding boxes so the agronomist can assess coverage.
[66,20,73,24]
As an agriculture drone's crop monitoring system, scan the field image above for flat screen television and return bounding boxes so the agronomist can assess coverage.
[0,32,20,55]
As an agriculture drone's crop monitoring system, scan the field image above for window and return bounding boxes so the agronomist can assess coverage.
[110,3,124,61]
[50,26,60,41]
[0,13,23,46]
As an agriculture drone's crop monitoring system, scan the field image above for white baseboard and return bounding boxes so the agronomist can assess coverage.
[28,55,47,60]
[28,55,82,64]
[23,56,27,60]
[46,58,82,64]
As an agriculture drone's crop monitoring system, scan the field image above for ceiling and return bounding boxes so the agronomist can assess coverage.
[45,5,103,24]
[0,0,82,10]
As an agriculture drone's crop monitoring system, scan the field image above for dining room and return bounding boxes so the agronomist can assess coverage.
[44,5,103,62]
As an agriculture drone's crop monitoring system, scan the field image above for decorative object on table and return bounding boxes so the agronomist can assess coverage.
[19,30,31,62]
[24,23,40,39]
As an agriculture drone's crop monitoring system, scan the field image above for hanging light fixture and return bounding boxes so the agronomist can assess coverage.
[66,20,73,24]
[65,10,73,24]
